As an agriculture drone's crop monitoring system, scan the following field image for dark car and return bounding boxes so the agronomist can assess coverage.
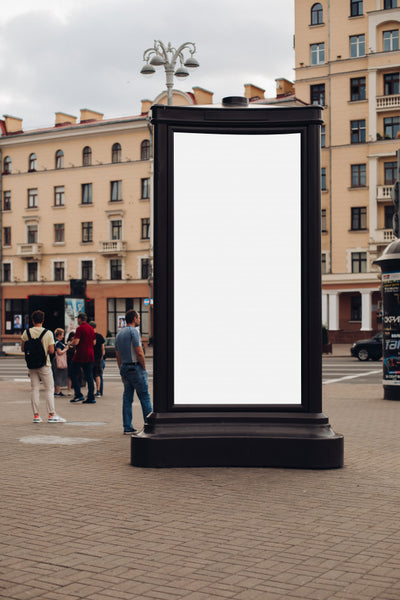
[104,337,116,359]
[350,332,383,361]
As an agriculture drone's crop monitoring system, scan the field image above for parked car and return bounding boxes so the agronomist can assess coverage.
[104,337,116,359]
[350,332,383,361]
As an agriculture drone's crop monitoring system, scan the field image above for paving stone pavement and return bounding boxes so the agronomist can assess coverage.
[0,376,400,600]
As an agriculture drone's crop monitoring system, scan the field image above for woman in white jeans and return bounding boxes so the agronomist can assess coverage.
[21,310,66,423]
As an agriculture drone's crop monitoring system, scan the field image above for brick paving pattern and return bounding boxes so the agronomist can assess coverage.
[0,376,399,599]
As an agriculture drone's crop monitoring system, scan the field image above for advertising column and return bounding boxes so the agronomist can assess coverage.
[382,272,400,399]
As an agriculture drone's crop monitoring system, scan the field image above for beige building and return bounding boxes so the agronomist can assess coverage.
[295,0,400,342]
[0,87,213,348]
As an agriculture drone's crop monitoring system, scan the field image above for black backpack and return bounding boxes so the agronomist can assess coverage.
[24,328,48,369]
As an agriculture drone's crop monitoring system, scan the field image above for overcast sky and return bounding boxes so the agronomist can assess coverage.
[0,0,295,130]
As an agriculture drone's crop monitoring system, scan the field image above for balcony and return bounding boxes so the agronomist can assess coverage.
[376,94,400,111]
[17,243,42,260]
[373,229,395,243]
[377,184,394,202]
[99,240,127,256]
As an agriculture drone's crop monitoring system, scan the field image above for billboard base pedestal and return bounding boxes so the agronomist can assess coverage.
[384,386,400,400]
[131,412,344,469]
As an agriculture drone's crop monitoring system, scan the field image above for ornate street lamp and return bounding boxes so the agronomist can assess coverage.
[140,40,200,105]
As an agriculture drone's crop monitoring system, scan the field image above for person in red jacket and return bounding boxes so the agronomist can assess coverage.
[70,312,96,404]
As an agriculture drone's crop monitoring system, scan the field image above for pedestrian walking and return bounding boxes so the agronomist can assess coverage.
[70,312,96,404]
[21,310,66,423]
[66,331,75,395]
[115,309,152,434]
[53,328,68,396]
[89,321,105,397]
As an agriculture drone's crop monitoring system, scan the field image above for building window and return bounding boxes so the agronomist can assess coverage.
[351,119,366,143]
[3,191,11,211]
[107,298,149,337]
[310,84,325,105]
[321,209,327,233]
[311,3,323,24]
[81,183,92,204]
[28,153,37,172]
[385,204,395,228]
[351,252,367,273]
[82,221,93,243]
[141,178,150,199]
[311,42,325,65]
[321,124,326,147]
[111,219,122,240]
[3,156,11,174]
[351,295,362,320]
[384,72,399,95]
[110,259,122,280]
[110,180,122,202]
[141,140,150,160]
[55,150,64,169]
[54,261,65,281]
[3,263,11,282]
[27,188,38,208]
[383,30,399,52]
[141,258,150,280]
[3,227,11,246]
[28,262,38,282]
[351,207,367,230]
[54,223,65,243]
[27,224,38,243]
[350,77,366,101]
[112,143,121,163]
[350,35,365,57]
[81,260,93,280]
[83,146,92,166]
[384,0,397,7]
[351,164,367,187]
[385,161,397,185]
[321,254,327,274]
[384,116,400,139]
[141,218,150,240]
[350,0,363,16]
[321,167,327,191]
[54,186,65,206]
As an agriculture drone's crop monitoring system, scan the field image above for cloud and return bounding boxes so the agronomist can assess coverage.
[0,0,295,129]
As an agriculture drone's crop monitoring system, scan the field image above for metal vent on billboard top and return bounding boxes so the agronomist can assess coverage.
[222,96,249,107]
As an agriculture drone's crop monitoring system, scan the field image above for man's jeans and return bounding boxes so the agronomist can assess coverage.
[120,363,152,431]
[71,361,95,400]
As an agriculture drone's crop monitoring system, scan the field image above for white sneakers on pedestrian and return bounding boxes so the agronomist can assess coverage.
[32,415,43,423]
[47,414,66,423]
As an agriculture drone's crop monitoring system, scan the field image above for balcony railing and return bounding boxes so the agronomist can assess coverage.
[373,229,395,243]
[17,243,42,259]
[376,94,400,110]
[99,240,127,255]
[377,184,394,201]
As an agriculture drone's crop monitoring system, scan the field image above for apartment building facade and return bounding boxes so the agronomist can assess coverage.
[0,87,213,348]
[295,0,400,342]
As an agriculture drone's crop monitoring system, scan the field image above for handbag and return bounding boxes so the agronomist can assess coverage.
[56,349,68,369]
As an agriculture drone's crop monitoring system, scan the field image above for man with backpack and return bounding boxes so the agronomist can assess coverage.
[21,310,66,424]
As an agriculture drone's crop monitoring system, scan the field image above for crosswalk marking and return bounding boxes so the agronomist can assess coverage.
[323,369,381,385]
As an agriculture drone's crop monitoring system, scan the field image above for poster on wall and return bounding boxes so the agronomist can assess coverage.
[13,314,22,329]
[64,298,85,336]
[118,315,126,329]
[382,272,400,385]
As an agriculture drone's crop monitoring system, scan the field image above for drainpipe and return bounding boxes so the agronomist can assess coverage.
[328,0,333,274]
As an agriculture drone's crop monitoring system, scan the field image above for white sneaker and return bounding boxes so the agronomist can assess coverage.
[33,415,43,423]
[48,414,66,423]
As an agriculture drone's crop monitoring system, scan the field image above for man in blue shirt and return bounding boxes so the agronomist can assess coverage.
[115,309,152,434]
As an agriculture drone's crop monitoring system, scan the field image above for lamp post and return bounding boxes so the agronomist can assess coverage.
[140,40,200,106]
